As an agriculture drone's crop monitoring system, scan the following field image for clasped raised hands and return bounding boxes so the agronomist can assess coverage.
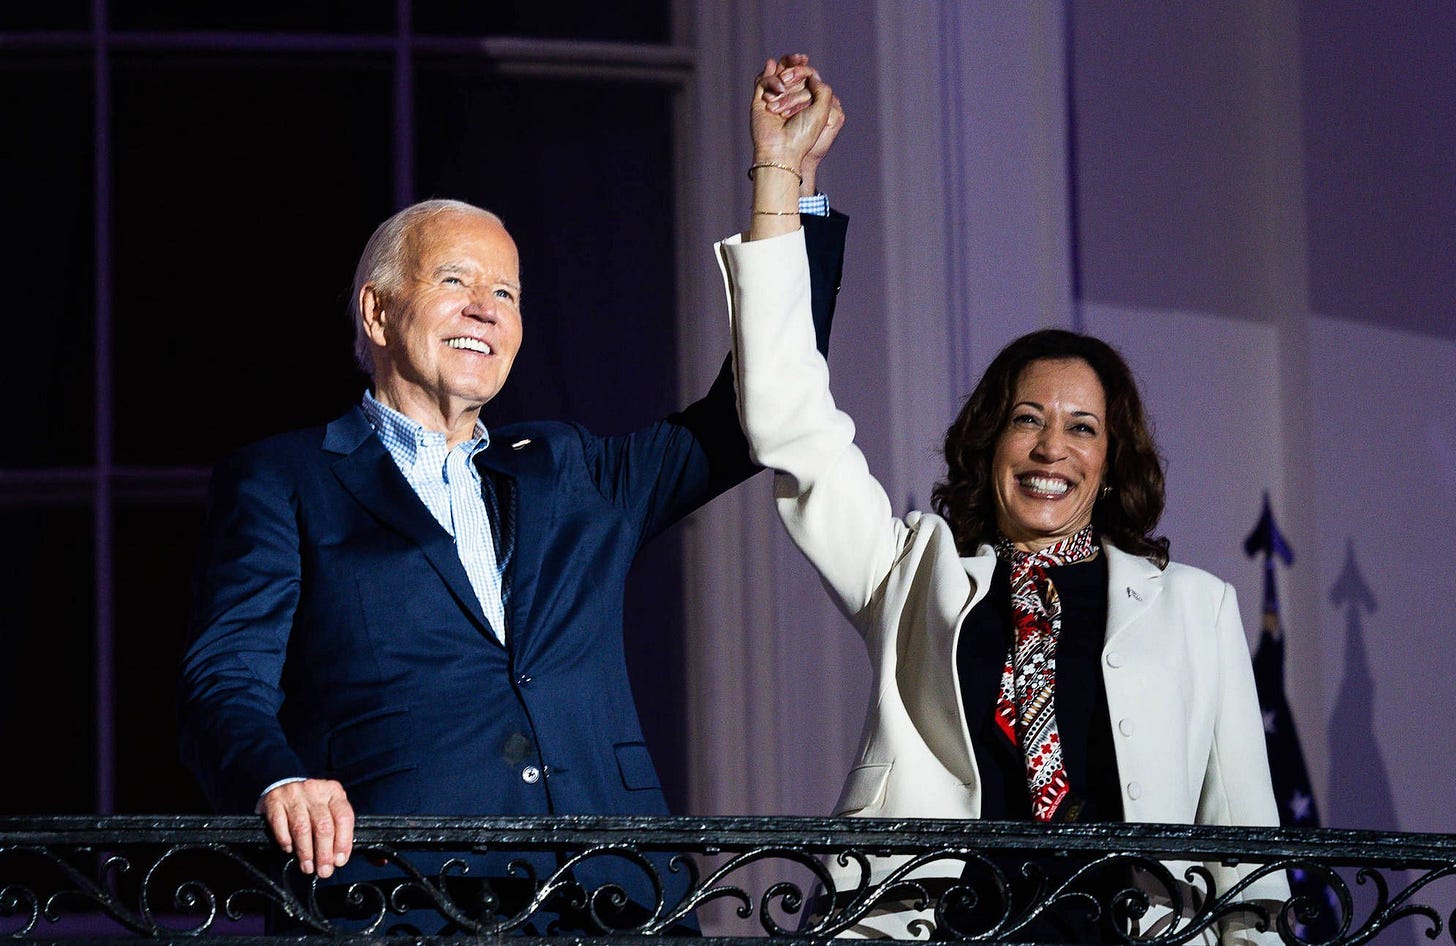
[751,53,843,194]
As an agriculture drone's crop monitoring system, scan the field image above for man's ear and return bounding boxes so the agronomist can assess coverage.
[360,285,389,347]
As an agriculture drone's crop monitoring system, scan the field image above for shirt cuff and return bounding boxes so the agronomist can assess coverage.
[798,193,829,217]
[256,776,308,813]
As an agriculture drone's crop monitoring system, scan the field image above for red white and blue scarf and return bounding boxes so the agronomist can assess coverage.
[993,526,1098,822]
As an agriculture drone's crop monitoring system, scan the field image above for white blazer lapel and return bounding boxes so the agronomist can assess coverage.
[895,542,997,790]
[961,544,997,598]
[1102,543,1165,647]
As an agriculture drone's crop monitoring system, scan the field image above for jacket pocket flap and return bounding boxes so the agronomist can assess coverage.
[835,762,892,816]
[328,706,413,776]
[614,741,660,791]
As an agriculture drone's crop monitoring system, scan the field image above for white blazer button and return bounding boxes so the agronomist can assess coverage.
[1105,652,1124,668]
[521,765,541,784]
[1126,781,1143,800]
[1118,719,1135,736]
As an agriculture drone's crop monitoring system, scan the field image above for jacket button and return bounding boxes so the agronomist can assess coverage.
[1126,781,1143,800]
[1105,651,1124,668]
[521,765,541,784]
[1118,719,1135,736]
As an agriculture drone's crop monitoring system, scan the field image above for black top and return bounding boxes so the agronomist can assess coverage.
[956,553,1124,822]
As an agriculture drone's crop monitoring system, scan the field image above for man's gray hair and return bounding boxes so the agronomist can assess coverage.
[349,199,503,377]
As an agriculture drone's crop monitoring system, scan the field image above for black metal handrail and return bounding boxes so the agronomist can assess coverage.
[2,815,1453,943]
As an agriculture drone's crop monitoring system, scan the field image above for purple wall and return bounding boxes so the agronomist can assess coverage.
[1301,0,1456,339]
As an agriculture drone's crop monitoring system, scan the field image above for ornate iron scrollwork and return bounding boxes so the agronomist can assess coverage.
[1,816,1453,942]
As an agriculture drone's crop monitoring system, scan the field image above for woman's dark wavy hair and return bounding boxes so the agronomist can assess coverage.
[930,329,1170,567]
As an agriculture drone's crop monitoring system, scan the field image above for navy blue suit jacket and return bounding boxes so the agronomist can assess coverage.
[178,215,847,835]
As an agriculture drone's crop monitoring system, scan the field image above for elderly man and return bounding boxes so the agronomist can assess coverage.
[177,58,845,931]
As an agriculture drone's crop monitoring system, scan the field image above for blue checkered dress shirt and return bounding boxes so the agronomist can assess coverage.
[798,192,829,217]
[360,391,508,642]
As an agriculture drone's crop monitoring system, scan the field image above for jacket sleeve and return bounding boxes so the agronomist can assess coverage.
[177,448,309,813]
[716,225,911,622]
[590,212,848,547]
[1201,581,1292,946]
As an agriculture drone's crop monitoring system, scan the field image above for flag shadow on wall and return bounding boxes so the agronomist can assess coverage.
[1247,502,1411,946]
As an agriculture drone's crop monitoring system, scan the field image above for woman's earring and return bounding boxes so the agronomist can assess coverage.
[1100,483,1112,498]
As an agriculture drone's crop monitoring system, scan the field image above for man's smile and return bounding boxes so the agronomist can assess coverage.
[445,336,493,355]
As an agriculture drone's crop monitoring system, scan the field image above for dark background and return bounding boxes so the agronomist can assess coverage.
[0,0,691,816]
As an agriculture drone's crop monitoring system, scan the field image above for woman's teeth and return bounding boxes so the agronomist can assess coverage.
[1020,474,1069,495]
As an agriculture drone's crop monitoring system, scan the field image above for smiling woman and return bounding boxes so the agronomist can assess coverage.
[990,358,1109,550]
[933,329,1170,568]
[720,206,1289,938]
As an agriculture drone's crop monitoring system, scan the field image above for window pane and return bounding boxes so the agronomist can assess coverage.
[414,69,678,432]
[0,506,96,814]
[0,4,87,30]
[113,502,210,814]
[0,3,88,30]
[111,55,393,466]
[0,57,94,466]
[110,0,392,33]
[414,0,670,43]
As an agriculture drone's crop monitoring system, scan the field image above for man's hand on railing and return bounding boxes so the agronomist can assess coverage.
[260,778,354,878]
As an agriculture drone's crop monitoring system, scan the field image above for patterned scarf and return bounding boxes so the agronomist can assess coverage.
[992,525,1098,822]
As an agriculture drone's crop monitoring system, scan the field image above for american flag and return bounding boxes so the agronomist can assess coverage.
[1245,495,1338,942]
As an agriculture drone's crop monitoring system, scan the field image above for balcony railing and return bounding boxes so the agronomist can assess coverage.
[1,815,1453,943]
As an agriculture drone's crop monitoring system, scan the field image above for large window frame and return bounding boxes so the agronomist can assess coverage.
[0,0,695,815]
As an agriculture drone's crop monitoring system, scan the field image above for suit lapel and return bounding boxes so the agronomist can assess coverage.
[910,545,998,785]
[324,408,495,640]
[1102,543,1165,648]
[474,431,559,649]
[962,545,998,598]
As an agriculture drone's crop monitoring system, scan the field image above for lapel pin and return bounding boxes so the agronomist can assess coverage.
[511,438,532,450]
[1126,587,1143,601]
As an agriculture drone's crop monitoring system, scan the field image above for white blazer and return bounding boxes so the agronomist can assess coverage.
[717,229,1288,943]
